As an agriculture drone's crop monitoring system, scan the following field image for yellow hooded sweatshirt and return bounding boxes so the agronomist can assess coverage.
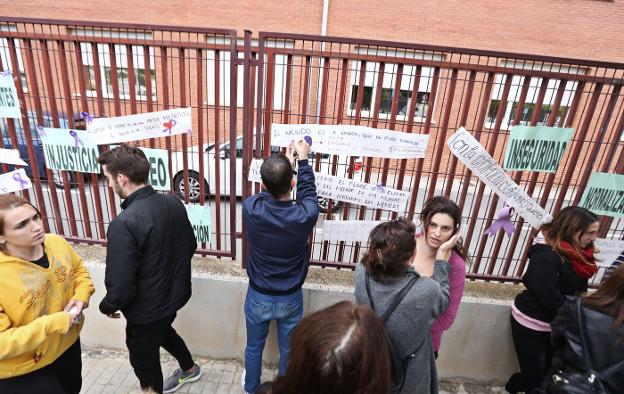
[0,234,95,378]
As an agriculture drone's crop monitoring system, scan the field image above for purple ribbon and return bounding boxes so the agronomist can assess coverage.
[81,112,93,124]
[12,172,29,188]
[375,182,385,192]
[163,119,177,134]
[484,206,516,237]
[304,136,313,146]
[69,130,84,147]
[36,125,46,137]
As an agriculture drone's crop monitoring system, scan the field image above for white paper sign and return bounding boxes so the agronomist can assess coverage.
[0,168,32,194]
[322,220,384,244]
[0,71,20,119]
[271,124,429,159]
[0,148,27,166]
[447,128,552,228]
[86,107,192,144]
[248,159,263,183]
[594,238,624,267]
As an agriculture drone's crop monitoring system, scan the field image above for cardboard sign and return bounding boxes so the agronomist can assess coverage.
[86,107,192,144]
[0,168,32,194]
[0,148,27,166]
[40,127,100,173]
[0,71,20,119]
[447,127,552,228]
[579,172,624,219]
[186,204,211,244]
[503,126,573,173]
[594,238,624,268]
[271,123,429,159]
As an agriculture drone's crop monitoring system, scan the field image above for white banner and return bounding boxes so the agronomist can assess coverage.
[0,169,32,194]
[248,159,409,212]
[447,127,552,228]
[0,148,27,166]
[322,220,384,244]
[271,123,429,159]
[86,107,192,144]
[0,71,20,119]
[594,238,624,268]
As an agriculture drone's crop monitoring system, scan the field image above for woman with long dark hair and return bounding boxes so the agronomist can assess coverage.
[257,301,391,394]
[0,194,94,394]
[412,196,468,357]
[354,219,459,394]
[547,264,624,392]
[505,206,599,393]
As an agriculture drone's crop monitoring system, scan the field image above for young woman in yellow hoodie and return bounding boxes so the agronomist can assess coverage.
[0,194,95,394]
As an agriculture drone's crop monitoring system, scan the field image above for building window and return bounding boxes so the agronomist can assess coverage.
[0,37,28,91]
[486,62,584,129]
[347,61,435,121]
[80,43,156,101]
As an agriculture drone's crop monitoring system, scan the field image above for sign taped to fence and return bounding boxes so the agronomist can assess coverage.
[0,71,20,119]
[0,168,32,194]
[0,148,27,166]
[86,107,192,144]
[322,220,384,244]
[248,161,409,212]
[271,124,429,159]
[40,127,100,173]
[594,238,624,267]
[447,127,552,228]
[503,126,573,173]
[186,204,211,244]
[579,172,624,219]
[141,147,170,191]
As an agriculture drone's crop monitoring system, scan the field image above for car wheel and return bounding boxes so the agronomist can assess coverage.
[51,170,76,189]
[174,171,209,203]
[317,196,343,214]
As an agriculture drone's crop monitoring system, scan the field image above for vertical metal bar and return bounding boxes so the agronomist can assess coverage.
[125,44,137,114]
[281,54,293,124]
[143,45,156,149]
[229,30,239,259]
[213,49,222,252]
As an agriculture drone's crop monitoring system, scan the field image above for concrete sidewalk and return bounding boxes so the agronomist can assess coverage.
[80,347,505,394]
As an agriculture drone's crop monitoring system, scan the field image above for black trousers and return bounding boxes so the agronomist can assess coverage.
[506,315,553,393]
[126,314,194,393]
[0,338,82,394]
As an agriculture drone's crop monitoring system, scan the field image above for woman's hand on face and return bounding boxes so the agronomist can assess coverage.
[435,233,460,261]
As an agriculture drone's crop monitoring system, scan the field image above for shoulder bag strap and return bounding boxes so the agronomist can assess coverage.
[575,297,594,373]
[365,272,376,312]
[365,272,419,322]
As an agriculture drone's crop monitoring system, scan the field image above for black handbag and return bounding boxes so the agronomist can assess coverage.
[545,298,624,394]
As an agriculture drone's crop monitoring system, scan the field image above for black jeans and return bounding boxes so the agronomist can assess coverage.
[126,314,194,393]
[0,338,82,394]
[506,315,553,393]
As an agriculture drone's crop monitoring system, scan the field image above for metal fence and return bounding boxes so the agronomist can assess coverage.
[1,18,623,284]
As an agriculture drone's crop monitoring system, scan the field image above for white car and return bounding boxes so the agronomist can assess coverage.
[170,136,363,213]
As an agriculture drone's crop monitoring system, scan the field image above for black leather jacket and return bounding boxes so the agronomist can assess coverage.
[550,297,624,393]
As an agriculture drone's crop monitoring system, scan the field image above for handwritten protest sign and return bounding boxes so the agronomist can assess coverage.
[503,126,573,173]
[322,220,384,244]
[40,127,100,173]
[594,238,624,268]
[248,159,409,212]
[186,204,211,244]
[0,148,27,166]
[86,108,192,144]
[579,172,624,219]
[0,71,20,119]
[0,169,31,194]
[271,124,429,159]
[448,128,552,228]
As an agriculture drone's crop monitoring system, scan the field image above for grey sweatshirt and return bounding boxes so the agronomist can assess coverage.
[354,261,451,394]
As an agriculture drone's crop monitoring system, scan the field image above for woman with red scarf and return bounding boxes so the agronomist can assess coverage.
[505,206,599,394]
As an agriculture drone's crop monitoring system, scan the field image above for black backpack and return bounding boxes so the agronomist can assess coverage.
[365,271,427,394]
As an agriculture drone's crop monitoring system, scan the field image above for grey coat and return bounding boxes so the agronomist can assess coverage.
[354,261,451,394]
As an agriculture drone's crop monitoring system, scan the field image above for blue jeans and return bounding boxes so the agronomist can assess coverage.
[243,286,303,393]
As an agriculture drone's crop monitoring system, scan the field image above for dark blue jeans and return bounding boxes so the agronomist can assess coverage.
[243,286,303,393]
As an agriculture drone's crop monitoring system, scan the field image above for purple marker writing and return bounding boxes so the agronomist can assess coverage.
[69,130,84,147]
[12,172,29,189]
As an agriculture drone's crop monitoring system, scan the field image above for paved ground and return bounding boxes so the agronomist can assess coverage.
[80,347,506,394]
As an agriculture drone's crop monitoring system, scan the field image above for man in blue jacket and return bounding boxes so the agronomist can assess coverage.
[242,138,318,393]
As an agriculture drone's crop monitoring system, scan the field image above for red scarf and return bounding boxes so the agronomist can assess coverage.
[559,241,598,279]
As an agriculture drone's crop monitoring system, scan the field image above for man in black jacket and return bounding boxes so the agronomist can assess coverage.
[98,144,201,394]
